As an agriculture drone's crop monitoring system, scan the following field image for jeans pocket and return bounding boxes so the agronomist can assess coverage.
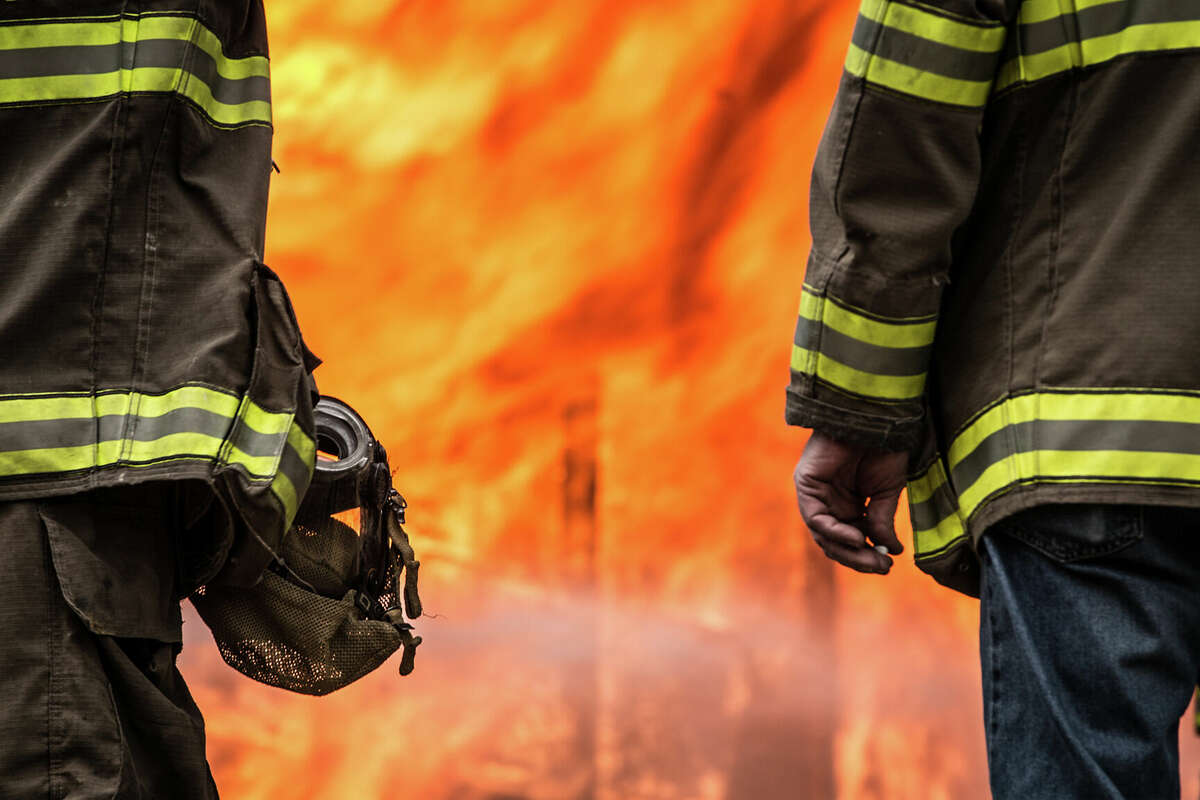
[993,504,1144,564]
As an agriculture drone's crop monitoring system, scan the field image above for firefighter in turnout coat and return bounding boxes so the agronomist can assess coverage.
[789,0,1200,796]
[0,2,316,795]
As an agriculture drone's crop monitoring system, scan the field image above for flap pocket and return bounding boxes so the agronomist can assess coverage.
[40,490,183,643]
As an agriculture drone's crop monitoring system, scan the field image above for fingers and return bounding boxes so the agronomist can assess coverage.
[864,490,904,556]
[802,508,866,549]
[793,463,865,542]
[795,471,890,574]
[817,536,893,574]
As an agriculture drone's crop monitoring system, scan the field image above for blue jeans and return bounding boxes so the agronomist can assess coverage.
[980,504,1200,800]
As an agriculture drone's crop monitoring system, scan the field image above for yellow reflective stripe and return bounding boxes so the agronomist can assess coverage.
[1038,449,1200,481]
[224,444,279,478]
[0,20,120,49]
[0,73,269,128]
[270,468,302,527]
[863,1,1007,52]
[957,451,1026,513]
[914,390,1200,554]
[859,0,889,25]
[997,20,1200,92]
[0,15,268,79]
[0,433,223,476]
[181,83,269,126]
[0,73,120,104]
[846,42,995,106]
[949,392,1044,471]
[908,460,967,556]
[949,391,1200,470]
[270,421,316,526]
[958,449,1200,516]
[222,397,288,479]
[1035,391,1200,422]
[239,400,294,438]
[0,386,299,477]
[0,444,95,475]
[0,386,242,423]
[1019,0,1124,25]
[907,460,947,506]
[131,15,270,82]
[791,341,818,377]
[96,438,123,467]
[178,78,270,127]
[846,39,874,78]
[791,346,927,400]
[0,385,308,528]
[913,508,967,557]
[117,386,240,419]
[125,65,270,127]
[126,64,185,95]
[168,19,269,81]
[124,431,224,463]
[798,288,938,349]
[1083,20,1200,66]
[0,14,270,127]
[949,395,1023,471]
[948,390,1200,516]
[0,395,93,424]
[286,421,317,471]
[996,44,1075,89]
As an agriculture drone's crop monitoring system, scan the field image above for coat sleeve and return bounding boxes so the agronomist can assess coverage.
[786,0,1017,451]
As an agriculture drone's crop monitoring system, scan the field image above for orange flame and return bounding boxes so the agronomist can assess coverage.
[177,1,1200,798]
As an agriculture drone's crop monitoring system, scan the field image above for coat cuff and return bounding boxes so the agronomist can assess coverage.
[785,389,923,452]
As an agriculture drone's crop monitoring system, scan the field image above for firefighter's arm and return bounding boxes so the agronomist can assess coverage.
[786,0,1017,451]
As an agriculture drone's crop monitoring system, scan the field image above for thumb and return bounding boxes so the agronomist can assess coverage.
[864,489,904,556]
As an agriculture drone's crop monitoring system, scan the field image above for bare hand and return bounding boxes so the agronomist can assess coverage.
[793,431,908,574]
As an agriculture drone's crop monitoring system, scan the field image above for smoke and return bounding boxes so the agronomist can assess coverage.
[182,573,850,800]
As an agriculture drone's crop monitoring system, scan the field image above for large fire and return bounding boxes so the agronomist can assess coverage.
[178,1,1200,798]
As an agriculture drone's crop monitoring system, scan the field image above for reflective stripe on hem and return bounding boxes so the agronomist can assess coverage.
[908,458,967,559]
[0,384,313,521]
[911,389,1200,559]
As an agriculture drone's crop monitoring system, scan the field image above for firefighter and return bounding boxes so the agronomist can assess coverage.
[789,1,1200,797]
[0,3,316,796]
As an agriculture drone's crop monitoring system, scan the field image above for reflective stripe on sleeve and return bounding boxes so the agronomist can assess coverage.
[0,12,270,128]
[790,285,936,402]
[844,0,1008,107]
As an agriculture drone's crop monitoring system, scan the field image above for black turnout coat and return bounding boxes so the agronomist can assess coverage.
[787,0,1200,594]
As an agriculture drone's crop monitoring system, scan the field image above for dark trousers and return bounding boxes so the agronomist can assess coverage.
[0,489,218,798]
[981,504,1200,800]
